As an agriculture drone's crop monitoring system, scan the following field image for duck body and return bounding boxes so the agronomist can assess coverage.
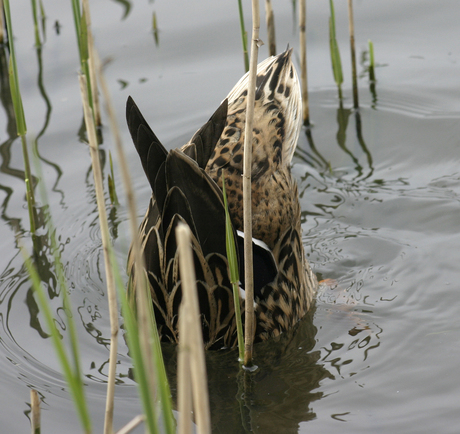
[127,49,317,350]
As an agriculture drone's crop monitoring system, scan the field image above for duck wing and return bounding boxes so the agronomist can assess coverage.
[127,97,239,349]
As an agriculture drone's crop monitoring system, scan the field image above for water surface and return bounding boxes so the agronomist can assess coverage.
[1,1,459,432]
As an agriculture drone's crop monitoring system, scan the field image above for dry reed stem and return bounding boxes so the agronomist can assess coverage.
[177,300,192,434]
[264,0,276,56]
[78,73,118,434]
[299,0,310,125]
[30,389,40,434]
[348,0,359,109]
[81,0,101,125]
[176,224,211,434]
[91,54,120,434]
[95,51,163,432]
[82,0,101,126]
[243,0,261,368]
[115,415,145,434]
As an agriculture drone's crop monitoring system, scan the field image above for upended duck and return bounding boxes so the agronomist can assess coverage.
[126,48,318,350]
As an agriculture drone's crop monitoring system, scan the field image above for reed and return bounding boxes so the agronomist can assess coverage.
[0,0,4,43]
[82,0,101,126]
[78,73,119,434]
[237,0,250,72]
[94,51,175,434]
[222,175,244,362]
[108,151,119,206]
[3,0,38,236]
[299,0,310,125]
[347,0,359,109]
[328,0,343,102]
[242,0,261,368]
[152,12,159,47]
[30,389,41,434]
[116,415,145,434]
[177,224,211,434]
[70,0,101,125]
[22,254,91,434]
[30,0,44,47]
[265,0,276,56]
[20,180,92,434]
[368,39,376,82]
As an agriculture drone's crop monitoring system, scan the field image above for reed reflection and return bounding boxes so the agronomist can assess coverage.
[162,306,332,433]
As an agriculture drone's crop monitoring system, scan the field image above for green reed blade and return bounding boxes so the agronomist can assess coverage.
[71,0,82,55]
[4,0,26,136]
[222,174,244,362]
[95,52,175,432]
[4,0,38,234]
[108,151,119,205]
[39,0,47,42]
[237,0,249,72]
[22,249,92,434]
[329,0,343,99]
[31,0,42,47]
[30,151,92,433]
[368,39,376,82]
[117,272,166,434]
[152,12,159,47]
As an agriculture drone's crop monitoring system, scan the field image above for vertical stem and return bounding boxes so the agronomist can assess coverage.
[30,389,41,434]
[177,342,192,434]
[21,135,37,234]
[265,0,276,56]
[78,74,118,434]
[368,39,376,82]
[243,0,260,368]
[299,0,309,125]
[237,0,249,72]
[0,0,4,44]
[176,224,211,434]
[82,0,101,125]
[95,51,175,434]
[348,0,359,109]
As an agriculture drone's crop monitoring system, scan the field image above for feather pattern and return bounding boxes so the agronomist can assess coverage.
[127,49,317,350]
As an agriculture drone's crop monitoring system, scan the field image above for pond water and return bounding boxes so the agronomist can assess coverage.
[1,0,459,433]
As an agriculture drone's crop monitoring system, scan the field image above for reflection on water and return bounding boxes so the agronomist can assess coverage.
[162,307,332,434]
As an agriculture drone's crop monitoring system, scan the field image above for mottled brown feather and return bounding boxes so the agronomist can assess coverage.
[127,49,317,350]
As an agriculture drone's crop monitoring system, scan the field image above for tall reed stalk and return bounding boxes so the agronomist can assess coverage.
[328,0,343,103]
[368,39,376,82]
[242,0,261,368]
[177,224,211,434]
[237,0,250,72]
[70,0,101,125]
[3,0,38,236]
[81,0,101,125]
[0,0,4,43]
[299,0,310,125]
[30,389,41,434]
[222,175,244,362]
[78,73,118,434]
[23,248,92,433]
[20,150,93,433]
[94,51,175,434]
[265,0,276,56]
[347,0,359,109]
[30,0,44,47]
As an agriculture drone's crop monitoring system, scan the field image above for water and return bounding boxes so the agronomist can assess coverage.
[1,0,459,432]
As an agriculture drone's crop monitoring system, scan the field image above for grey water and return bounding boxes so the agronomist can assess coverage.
[1,0,459,432]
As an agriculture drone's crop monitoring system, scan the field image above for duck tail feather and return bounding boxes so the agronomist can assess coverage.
[126,96,168,189]
[188,98,228,169]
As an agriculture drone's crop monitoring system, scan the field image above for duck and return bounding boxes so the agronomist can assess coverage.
[126,48,318,350]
